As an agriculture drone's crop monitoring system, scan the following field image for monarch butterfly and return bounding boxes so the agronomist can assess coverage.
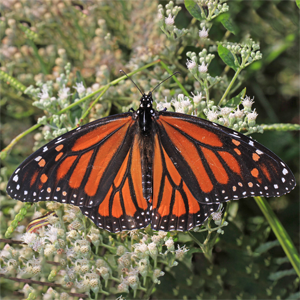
[6,77,296,233]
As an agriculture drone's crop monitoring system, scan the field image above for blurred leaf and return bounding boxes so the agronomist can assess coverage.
[218,44,238,71]
[184,0,203,21]
[295,0,300,9]
[254,240,280,254]
[268,269,296,281]
[219,13,237,35]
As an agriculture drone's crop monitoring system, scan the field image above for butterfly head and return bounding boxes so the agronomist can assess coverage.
[136,92,155,133]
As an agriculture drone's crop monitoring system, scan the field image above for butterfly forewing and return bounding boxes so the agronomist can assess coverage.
[156,112,296,205]
[7,113,134,206]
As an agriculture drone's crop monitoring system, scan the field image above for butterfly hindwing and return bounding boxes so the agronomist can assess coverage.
[82,134,150,232]
[151,134,220,231]
[156,112,295,205]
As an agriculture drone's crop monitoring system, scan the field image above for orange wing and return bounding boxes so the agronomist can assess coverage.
[7,113,149,232]
[151,134,220,231]
[82,134,149,232]
[155,112,295,206]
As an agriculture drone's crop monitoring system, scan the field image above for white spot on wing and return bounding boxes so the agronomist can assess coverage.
[13,175,19,182]
[282,168,288,175]
[55,138,65,144]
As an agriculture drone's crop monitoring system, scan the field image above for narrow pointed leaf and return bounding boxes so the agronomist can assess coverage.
[218,44,238,71]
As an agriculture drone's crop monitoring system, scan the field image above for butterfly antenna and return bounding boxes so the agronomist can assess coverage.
[151,71,181,93]
[120,70,144,96]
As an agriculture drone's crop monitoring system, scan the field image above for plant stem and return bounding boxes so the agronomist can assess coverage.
[160,61,190,97]
[254,196,300,278]
[218,67,242,106]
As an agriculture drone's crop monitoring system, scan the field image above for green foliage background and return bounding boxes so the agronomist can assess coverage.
[0,0,299,299]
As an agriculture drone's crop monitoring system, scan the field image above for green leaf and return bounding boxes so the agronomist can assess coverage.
[218,44,238,71]
[226,88,246,107]
[219,13,237,35]
[296,0,300,9]
[184,0,203,21]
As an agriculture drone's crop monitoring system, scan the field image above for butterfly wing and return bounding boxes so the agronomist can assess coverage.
[7,113,149,233]
[154,112,295,206]
[151,133,220,231]
[82,132,150,232]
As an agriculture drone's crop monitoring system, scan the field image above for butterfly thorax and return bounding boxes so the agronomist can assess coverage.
[136,92,155,134]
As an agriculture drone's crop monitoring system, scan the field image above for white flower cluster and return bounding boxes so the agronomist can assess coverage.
[157,1,189,40]
[204,95,260,132]
[1,207,189,298]
[198,0,229,21]
[186,49,215,79]
[221,39,262,66]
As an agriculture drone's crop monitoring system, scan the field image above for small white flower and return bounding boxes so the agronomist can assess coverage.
[198,62,208,73]
[220,107,232,116]
[191,91,204,104]
[158,231,168,238]
[153,268,164,278]
[156,97,171,111]
[242,95,254,109]
[118,282,129,293]
[38,84,50,101]
[165,14,175,25]
[186,59,197,70]
[235,107,244,119]
[165,238,174,249]
[171,99,184,113]
[157,11,164,21]
[206,110,218,122]
[151,235,161,243]
[32,239,45,252]
[247,109,258,121]
[73,82,86,96]
[58,85,70,100]
[199,27,208,38]
[135,243,148,253]
[212,209,223,221]
[182,99,191,108]
[45,225,59,243]
[22,232,38,246]
[147,242,157,252]
[175,245,189,260]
